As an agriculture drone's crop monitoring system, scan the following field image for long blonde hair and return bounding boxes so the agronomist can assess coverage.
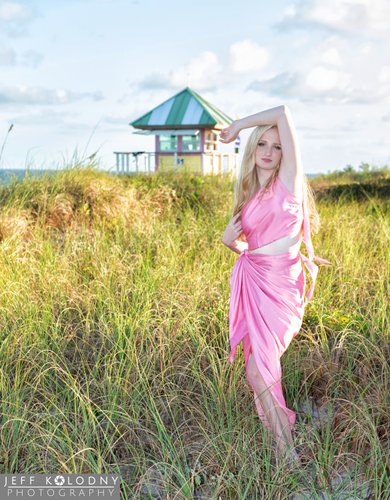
[232,125,320,242]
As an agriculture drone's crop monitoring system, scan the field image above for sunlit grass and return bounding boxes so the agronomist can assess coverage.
[0,165,388,498]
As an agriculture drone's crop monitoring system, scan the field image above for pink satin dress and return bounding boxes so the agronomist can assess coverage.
[228,175,331,431]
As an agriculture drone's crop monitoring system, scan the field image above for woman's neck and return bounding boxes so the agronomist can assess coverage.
[256,166,278,188]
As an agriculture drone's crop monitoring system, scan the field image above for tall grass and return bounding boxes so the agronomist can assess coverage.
[0,166,388,498]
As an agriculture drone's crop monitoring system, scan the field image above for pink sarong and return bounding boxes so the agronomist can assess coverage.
[228,175,331,431]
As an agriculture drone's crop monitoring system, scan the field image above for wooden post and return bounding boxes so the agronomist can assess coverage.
[115,153,119,173]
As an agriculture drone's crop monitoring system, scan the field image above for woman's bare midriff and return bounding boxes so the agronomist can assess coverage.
[248,230,302,255]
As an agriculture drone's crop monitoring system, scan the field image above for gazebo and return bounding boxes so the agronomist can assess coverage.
[114,87,239,176]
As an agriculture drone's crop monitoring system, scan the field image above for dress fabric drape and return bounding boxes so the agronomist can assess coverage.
[228,175,331,431]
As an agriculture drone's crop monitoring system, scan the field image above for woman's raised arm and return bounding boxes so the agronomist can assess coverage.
[219,104,304,188]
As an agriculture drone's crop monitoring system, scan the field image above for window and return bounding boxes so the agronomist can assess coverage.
[159,135,177,151]
[205,129,219,151]
[182,134,200,152]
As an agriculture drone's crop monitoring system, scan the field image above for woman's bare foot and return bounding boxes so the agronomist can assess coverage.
[275,441,303,469]
[287,447,303,468]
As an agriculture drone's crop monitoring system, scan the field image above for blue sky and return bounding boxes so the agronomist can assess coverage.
[1,0,389,174]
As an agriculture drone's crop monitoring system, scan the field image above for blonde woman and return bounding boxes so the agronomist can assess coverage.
[220,105,332,466]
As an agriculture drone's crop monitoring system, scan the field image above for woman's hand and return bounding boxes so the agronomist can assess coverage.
[219,120,241,144]
[222,212,243,246]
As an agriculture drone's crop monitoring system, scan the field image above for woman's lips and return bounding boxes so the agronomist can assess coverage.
[262,158,272,163]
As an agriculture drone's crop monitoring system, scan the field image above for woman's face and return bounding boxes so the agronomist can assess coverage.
[255,127,282,170]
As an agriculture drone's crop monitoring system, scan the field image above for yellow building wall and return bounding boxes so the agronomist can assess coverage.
[158,154,202,173]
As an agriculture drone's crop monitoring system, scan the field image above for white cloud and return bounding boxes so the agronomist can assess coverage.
[357,0,390,32]
[0,46,43,67]
[0,1,29,21]
[246,67,388,105]
[169,50,223,89]
[137,51,224,92]
[137,41,270,92]
[359,43,373,55]
[321,47,343,66]
[0,1,34,35]
[306,1,366,31]
[278,0,390,37]
[0,45,16,65]
[9,109,79,126]
[229,40,269,73]
[20,49,43,68]
[378,66,390,83]
[245,15,389,106]
[311,36,346,68]
[134,73,172,91]
[305,66,351,92]
[0,85,104,105]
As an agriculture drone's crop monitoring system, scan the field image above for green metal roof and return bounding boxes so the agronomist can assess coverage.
[130,87,233,130]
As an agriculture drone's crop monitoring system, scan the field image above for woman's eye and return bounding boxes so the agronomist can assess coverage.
[258,143,281,150]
